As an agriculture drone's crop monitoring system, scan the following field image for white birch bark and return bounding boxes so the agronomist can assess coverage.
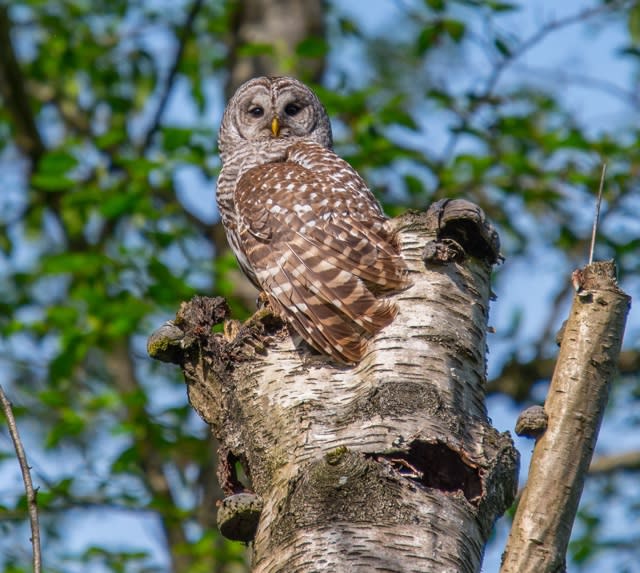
[149,200,519,573]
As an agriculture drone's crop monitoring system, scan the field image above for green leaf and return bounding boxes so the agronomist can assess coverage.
[45,408,87,447]
[38,389,68,408]
[111,445,140,474]
[424,0,446,11]
[494,37,512,57]
[444,19,466,42]
[46,305,80,328]
[629,2,640,44]
[237,42,274,57]
[162,126,193,151]
[403,174,426,196]
[296,36,328,58]
[99,192,143,219]
[37,150,78,175]
[378,99,417,129]
[416,25,441,55]
[42,252,110,275]
[48,334,89,384]
[95,127,127,150]
[487,1,518,12]
[30,173,75,192]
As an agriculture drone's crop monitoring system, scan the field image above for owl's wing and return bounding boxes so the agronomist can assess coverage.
[234,155,410,364]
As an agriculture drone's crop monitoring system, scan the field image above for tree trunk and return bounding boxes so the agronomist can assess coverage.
[225,0,326,96]
[148,200,519,572]
[501,261,631,573]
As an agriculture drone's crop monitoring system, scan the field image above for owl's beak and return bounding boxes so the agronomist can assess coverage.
[271,116,280,137]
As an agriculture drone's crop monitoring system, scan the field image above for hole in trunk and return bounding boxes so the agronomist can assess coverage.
[373,440,482,503]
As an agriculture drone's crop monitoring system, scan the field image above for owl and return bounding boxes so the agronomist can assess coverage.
[216,76,410,364]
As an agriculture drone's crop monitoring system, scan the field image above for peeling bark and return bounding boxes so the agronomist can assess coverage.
[500,261,631,573]
[149,200,519,573]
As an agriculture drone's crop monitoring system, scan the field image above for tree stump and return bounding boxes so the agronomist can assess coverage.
[148,199,519,573]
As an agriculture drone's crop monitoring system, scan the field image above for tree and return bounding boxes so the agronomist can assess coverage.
[0,1,638,571]
[148,201,524,572]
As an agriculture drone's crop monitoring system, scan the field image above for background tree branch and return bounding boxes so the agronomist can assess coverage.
[105,342,194,573]
[589,451,640,476]
[140,0,206,152]
[0,5,44,165]
[487,349,640,402]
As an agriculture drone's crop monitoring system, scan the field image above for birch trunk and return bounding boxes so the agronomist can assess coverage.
[501,261,631,572]
[148,200,519,573]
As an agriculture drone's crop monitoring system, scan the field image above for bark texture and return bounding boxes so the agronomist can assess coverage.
[149,200,519,573]
[500,261,631,573]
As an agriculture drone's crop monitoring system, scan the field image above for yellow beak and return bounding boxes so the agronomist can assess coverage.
[271,116,280,137]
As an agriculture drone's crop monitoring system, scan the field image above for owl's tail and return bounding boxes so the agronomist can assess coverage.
[263,243,405,364]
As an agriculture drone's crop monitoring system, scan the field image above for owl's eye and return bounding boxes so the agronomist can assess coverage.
[284,103,301,117]
[248,106,264,118]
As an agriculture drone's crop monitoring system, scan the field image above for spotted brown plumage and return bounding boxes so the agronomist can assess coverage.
[216,76,410,363]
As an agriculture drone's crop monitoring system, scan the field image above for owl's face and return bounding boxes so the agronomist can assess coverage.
[219,76,333,159]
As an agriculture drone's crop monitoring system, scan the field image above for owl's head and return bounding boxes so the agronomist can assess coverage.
[218,76,333,159]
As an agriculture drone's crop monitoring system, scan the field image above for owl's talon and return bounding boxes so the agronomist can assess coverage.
[223,319,242,343]
[224,306,284,359]
[256,291,270,310]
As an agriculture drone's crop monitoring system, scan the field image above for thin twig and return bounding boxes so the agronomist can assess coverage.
[482,1,632,99]
[0,385,42,573]
[438,0,633,165]
[589,163,607,264]
[511,64,640,109]
[140,0,205,152]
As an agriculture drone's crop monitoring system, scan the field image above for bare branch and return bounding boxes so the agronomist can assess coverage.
[0,498,159,521]
[0,385,42,573]
[589,451,640,476]
[438,0,633,165]
[481,1,633,99]
[589,163,607,265]
[511,64,640,109]
[105,342,192,572]
[487,349,640,402]
[140,0,205,152]
[500,261,631,572]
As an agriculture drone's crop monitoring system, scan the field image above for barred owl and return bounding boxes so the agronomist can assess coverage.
[216,76,410,364]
